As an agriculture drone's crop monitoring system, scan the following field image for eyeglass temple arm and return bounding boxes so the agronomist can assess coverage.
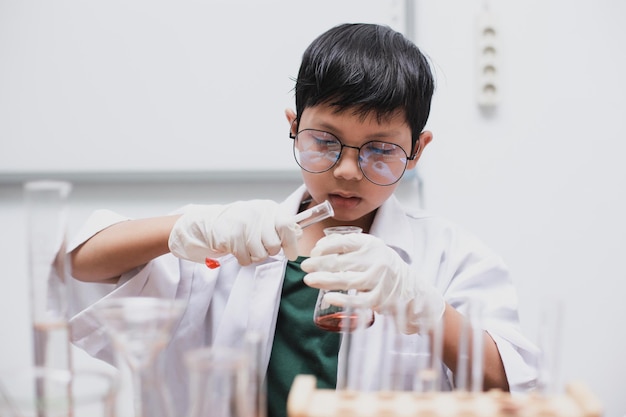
[408,140,421,160]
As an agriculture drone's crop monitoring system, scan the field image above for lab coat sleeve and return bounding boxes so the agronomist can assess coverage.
[67,209,130,253]
[67,205,193,253]
[66,208,207,365]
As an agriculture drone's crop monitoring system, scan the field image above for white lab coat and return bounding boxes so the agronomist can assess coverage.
[68,185,538,410]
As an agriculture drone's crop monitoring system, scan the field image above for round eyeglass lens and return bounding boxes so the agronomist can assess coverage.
[293,130,340,173]
[293,130,409,186]
[358,141,408,185]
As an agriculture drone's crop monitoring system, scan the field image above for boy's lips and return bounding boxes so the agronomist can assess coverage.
[328,193,361,210]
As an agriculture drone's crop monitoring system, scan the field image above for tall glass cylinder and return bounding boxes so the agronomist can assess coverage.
[537,296,563,395]
[243,332,266,417]
[24,180,73,371]
[455,300,485,393]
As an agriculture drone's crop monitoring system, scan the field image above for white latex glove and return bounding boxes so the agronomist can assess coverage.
[168,200,301,266]
[301,233,445,333]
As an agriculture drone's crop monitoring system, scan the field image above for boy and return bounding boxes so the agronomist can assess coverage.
[69,23,538,417]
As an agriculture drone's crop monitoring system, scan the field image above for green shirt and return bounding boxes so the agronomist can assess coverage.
[266,257,340,417]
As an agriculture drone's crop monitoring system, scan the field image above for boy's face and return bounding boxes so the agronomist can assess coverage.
[287,104,432,226]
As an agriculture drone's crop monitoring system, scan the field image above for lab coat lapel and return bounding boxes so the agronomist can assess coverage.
[369,195,416,263]
[212,257,287,376]
[247,258,288,376]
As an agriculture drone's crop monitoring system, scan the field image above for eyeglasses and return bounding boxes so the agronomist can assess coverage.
[290,129,415,186]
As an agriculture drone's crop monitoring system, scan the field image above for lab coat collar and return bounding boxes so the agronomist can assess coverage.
[282,185,415,264]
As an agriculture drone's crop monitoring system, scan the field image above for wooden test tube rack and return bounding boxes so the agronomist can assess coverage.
[287,375,602,417]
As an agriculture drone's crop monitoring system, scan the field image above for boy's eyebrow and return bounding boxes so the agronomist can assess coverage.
[312,121,405,141]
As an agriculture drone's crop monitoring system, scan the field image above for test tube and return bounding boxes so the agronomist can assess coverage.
[455,300,485,393]
[537,296,563,395]
[469,301,485,393]
[293,200,334,229]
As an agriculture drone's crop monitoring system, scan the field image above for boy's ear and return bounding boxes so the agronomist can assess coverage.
[285,108,298,137]
[408,131,433,169]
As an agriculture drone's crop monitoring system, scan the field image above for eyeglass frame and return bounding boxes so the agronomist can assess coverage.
[289,128,421,186]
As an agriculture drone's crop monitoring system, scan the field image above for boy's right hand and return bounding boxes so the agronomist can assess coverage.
[168,200,301,266]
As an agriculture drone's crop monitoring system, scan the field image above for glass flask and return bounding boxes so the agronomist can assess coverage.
[312,226,375,332]
[24,180,73,372]
[93,297,186,417]
[185,347,247,417]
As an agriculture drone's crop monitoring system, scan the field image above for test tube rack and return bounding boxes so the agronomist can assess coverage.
[287,375,602,417]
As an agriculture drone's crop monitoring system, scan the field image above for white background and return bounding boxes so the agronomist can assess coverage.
[0,0,404,174]
[1,1,625,416]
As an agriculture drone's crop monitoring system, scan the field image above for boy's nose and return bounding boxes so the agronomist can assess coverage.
[332,147,363,181]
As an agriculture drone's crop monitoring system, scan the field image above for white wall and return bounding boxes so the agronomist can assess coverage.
[0,0,404,174]
[1,1,625,416]
[414,1,626,416]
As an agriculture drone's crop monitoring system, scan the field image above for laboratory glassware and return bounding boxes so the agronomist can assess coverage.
[336,306,374,392]
[412,314,444,393]
[243,331,267,417]
[376,302,443,393]
[312,226,375,332]
[0,367,117,417]
[455,300,485,393]
[536,296,563,395]
[93,297,186,417]
[24,180,73,372]
[292,199,334,229]
[185,347,247,417]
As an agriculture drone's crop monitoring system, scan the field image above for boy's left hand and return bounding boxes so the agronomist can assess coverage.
[301,233,445,330]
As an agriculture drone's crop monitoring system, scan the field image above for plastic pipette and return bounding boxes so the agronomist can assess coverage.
[205,200,334,269]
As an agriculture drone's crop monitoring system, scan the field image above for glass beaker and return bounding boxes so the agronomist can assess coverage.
[24,180,73,372]
[184,347,247,417]
[312,226,375,332]
[0,367,117,417]
[93,297,186,417]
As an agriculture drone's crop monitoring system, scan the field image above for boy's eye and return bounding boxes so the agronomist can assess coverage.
[365,141,398,156]
[313,137,336,146]
[312,134,340,149]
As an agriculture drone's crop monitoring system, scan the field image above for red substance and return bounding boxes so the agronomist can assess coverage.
[314,312,375,332]
[205,258,221,269]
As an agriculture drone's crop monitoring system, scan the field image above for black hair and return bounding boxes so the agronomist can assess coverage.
[294,23,435,156]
